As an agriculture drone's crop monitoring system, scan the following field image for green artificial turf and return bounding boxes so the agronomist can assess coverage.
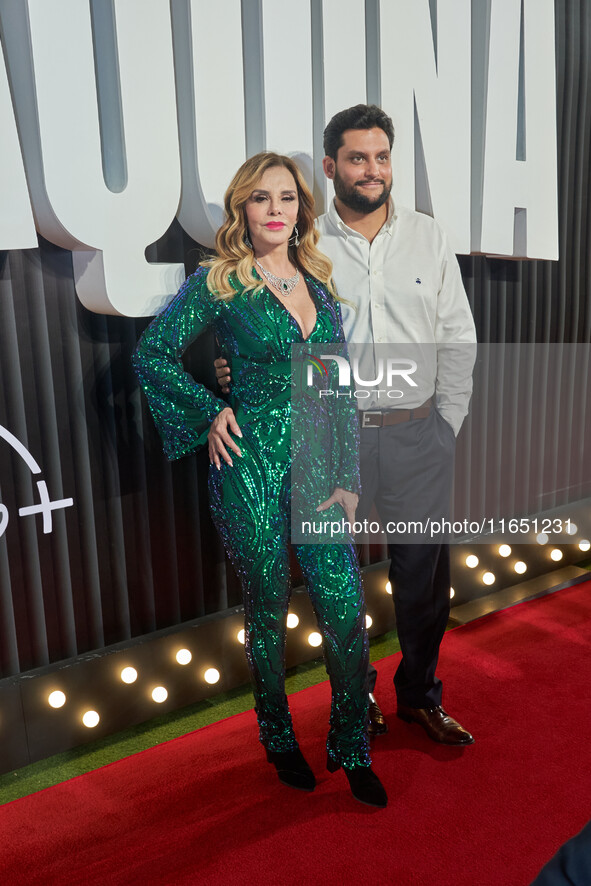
[0,630,400,806]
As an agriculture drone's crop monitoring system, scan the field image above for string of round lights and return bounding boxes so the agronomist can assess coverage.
[37,535,589,745]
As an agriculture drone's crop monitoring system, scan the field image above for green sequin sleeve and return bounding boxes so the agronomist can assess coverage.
[331,393,361,496]
[132,268,226,460]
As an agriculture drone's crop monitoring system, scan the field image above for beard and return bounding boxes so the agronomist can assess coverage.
[333,167,392,214]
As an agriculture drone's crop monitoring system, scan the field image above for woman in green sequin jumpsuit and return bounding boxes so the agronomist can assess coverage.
[133,153,386,806]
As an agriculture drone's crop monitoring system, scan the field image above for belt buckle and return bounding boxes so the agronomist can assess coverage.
[361,411,382,428]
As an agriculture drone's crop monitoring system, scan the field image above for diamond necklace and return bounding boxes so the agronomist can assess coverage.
[255,258,300,296]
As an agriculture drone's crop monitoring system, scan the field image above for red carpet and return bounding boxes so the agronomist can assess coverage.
[1,581,591,886]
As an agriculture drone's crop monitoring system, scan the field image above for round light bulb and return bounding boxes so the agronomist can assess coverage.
[514,561,527,574]
[152,686,168,703]
[286,613,299,629]
[308,632,322,648]
[176,649,192,665]
[204,668,220,684]
[365,614,373,629]
[567,522,577,535]
[48,690,66,709]
[237,629,246,644]
[82,710,100,728]
[482,571,496,585]
[120,667,138,684]
[578,539,591,552]
[550,548,563,561]
[385,581,392,595]
[449,586,455,599]
[536,533,549,545]
[465,554,479,568]
[498,544,511,557]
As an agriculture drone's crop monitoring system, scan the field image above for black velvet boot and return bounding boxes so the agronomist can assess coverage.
[327,755,388,807]
[266,747,316,791]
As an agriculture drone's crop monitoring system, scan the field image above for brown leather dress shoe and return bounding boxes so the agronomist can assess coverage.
[397,705,474,745]
[367,694,388,736]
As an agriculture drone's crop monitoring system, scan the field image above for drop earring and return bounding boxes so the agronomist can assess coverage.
[290,224,300,247]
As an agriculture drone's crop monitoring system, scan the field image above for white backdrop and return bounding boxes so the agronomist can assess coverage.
[0,0,558,315]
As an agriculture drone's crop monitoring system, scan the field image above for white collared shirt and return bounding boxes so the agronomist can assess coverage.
[316,199,476,434]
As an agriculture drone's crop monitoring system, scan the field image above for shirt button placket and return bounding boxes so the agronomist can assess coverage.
[370,249,385,343]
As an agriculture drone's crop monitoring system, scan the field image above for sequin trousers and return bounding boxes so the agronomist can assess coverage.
[133,267,371,769]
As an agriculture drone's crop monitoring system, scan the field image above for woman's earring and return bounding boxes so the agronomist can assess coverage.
[290,224,300,247]
[244,229,252,249]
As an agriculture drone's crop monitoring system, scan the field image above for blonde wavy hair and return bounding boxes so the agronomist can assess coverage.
[201,152,335,300]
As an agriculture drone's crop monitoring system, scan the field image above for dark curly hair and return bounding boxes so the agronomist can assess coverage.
[323,104,395,159]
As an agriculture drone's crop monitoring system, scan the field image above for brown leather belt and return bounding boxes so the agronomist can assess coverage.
[359,401,432,429]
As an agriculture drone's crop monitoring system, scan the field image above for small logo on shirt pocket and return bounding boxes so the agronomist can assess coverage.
[416,278,422,284]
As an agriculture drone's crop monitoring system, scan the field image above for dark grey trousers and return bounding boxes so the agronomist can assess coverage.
[358,410,456,708]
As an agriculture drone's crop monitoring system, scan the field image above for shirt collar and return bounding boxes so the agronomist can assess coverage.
[327,196,397,239]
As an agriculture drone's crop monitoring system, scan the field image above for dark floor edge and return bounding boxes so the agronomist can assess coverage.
[448,565,589,626]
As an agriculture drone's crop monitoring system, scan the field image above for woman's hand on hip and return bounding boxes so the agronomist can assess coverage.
[316,488,358,525]
[208,407,242,469]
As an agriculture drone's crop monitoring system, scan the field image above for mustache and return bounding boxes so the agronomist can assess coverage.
[355,178,386,185]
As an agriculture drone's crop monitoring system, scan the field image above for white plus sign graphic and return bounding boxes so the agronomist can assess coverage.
[18,480,74,534]
[1,424,75,535]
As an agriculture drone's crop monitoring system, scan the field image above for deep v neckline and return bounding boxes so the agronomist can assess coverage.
[265,275,319,342]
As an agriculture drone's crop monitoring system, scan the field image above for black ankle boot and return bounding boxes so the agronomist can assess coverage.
[266,747,316,791]
[327,755,387,807]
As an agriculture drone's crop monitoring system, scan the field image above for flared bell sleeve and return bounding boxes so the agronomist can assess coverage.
[132,268,227,460]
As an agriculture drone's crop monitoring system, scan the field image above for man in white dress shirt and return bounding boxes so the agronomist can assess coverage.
[318,105,476,744]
